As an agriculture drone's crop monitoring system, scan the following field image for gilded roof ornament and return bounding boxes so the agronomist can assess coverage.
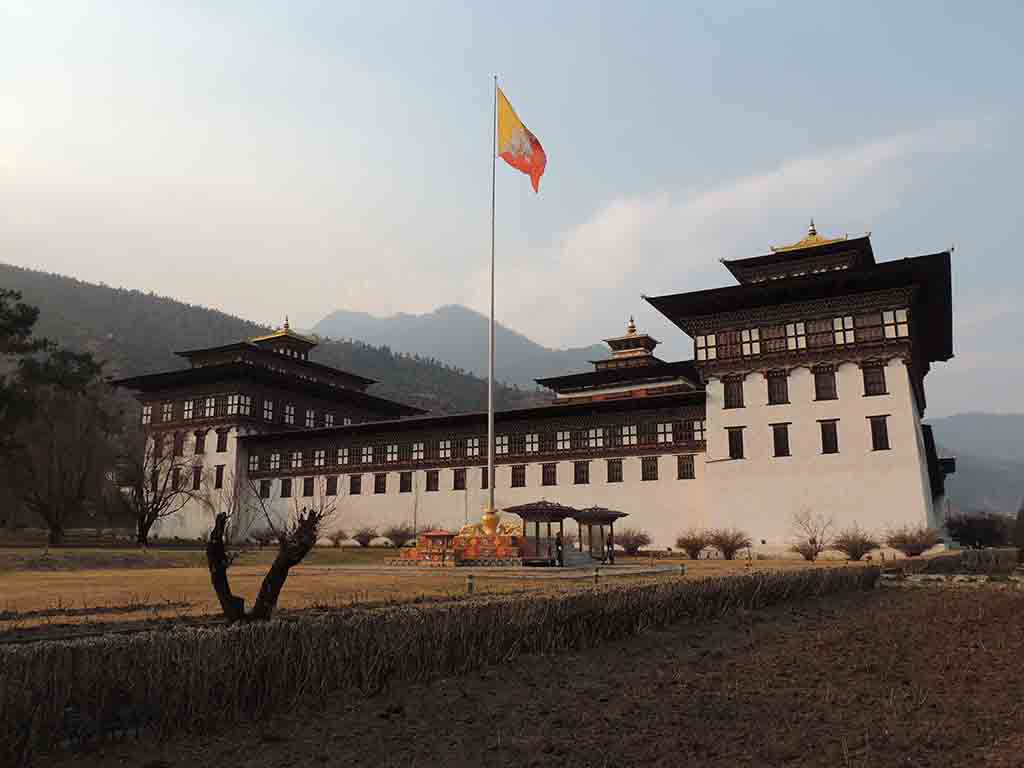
[627,316,637,335]
[770,219,848,253]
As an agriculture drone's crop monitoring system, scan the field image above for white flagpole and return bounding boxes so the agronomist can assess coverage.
[487,74,497,517]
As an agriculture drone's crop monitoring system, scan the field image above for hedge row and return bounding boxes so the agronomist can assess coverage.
[1,566,879,764]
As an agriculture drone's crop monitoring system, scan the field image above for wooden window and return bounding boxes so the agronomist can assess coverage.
[862,364,887,396]
[284,404,295,425]
[426,470,439,492]
[511,465,526,488]
[820,420,839,454]
[556,431,570,450]
[510,434,526,454]
[656,422,674,444]
[771,423,791,457]
[540,432,556,452]
[814,366,837,400]
[183,400,194,420]
[194,430,207,455]
[303,477,315,497]
[386,444,398,462]
[574,460,590,485]
[607,458,623,483]
[786,322,807,351]
[326,476,338,496]
[542,463,557,486]
[571,430,587,450]
[453,468,466,491]
[349,475,361,495]
[173,432,185,457]
[466,437,480,458]
[623,425,638,446]
[761,324,787,354]
[313,449,325,467]
[259,479,272,499]
[724,378,744,409]
[343,417,353,426]
[525,433,539,453]
[192,466,202,490]
[204,397,216,418]
[806,318,833,349]
[240,395,252,416]
[869,416,890,451]
[587,428,604,449]
[412,442,424,460]
[216,430,228,453]
[641,456,659,481]
[727,427,745,460]
[337,447,348,466]
[305,409,316,428]
[373,445,385,464]
[248,454,259,472]
[480,467,489,489]
[269,452,281,470]
[161,402,173,422]
[281,477,292,498]
[833,316,855,345]
[496,435,509,455]
[291,450,303,469]
[692,420,706,441]
[399,472,412,493]
[677,454,695,480]
[855,311,884,343]
[262,399,273,421]
[695,334,717,361]
[439,440,452,460]
[883,309,909,339]
[141,405,152,425]
[374,474,387,494]
[741,328,760,356]
[213,464,224,489]
[717,330,742,359]
[227,395,239,416]
[767,371,789,405]
[324,413,335,428]
[361,446,373,464]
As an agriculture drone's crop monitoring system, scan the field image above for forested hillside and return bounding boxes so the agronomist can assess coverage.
[0,263,542,415]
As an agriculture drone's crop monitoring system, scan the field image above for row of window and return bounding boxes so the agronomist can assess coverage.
[723,363,888,409]
[247,420,707,473]
[255,455,698,499]
[141,395,354,428]
[695,309,910,362]
[723,415,891,460]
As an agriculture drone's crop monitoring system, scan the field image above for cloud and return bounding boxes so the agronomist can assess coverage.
[485,119,985,353]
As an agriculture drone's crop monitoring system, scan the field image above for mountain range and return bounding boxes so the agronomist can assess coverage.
[314,305,607,388]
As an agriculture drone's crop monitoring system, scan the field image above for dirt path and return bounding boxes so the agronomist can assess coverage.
[35,587,1024,767]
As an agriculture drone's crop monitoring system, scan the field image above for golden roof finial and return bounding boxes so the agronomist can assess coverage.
[284,315,290,332]
[808,218,817,236]
[770,220,847,253]
[627,315,637,335]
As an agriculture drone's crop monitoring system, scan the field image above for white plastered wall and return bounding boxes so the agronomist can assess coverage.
[703,358,933,547]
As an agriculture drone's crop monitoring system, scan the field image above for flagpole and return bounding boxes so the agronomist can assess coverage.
[487,74,497,520]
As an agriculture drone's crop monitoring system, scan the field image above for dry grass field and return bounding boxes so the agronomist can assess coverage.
[32,586,1024,768]
[0,546,846,640]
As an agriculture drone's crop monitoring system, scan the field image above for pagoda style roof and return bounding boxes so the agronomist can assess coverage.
[536,360,700,394]
[504,500,578,523]
[645,251,953,363]
[111,362,422,416]
[249,317,318,347]
[573,506,629,524]
[721,226,875,284]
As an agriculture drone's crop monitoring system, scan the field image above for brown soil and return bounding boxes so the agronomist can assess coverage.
[34,587,1024,768]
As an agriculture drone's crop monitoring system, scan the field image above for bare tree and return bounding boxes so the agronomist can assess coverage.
[203,473,336,622]
[790,509,834,562]
[352,526,378,548]
[832,525,880,562]
[675,529,709,560]
[708,528,753,560]
[615,528,652,556]
[382,523,415,549]
[111,428,200,546]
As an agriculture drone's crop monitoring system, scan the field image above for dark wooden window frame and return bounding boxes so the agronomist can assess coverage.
[574,460,590,485]
[641,456,659,481]
[819,419,840,455]
[767,370,789,405]
[869,415,891,451]
[511,464,526,488]
[771,422,791,458]
[542,463,557,487]
[727,427,745,460]
[677,454,695,480]
[862,363,888,397]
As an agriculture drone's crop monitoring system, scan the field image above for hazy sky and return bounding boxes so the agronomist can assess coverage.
[2,1,1022,418]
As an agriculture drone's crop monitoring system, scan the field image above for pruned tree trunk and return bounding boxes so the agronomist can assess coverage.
[136,517,153,548]
[249,551,297,621]
[206,513,246,622]
[47,523,64,547]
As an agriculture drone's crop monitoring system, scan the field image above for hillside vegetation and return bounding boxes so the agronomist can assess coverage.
[0,263,541,415]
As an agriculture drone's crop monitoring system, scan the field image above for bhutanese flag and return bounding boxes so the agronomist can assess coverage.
[497,86,547,193]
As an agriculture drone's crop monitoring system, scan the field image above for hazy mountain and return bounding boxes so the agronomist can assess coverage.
[927,413,1024,514]
[314,305,607,388]
[0,263,543,415]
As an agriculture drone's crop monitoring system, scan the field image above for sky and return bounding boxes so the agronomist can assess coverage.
[1,1,1022,418]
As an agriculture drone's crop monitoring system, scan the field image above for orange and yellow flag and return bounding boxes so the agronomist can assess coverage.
[497,87,547,193]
